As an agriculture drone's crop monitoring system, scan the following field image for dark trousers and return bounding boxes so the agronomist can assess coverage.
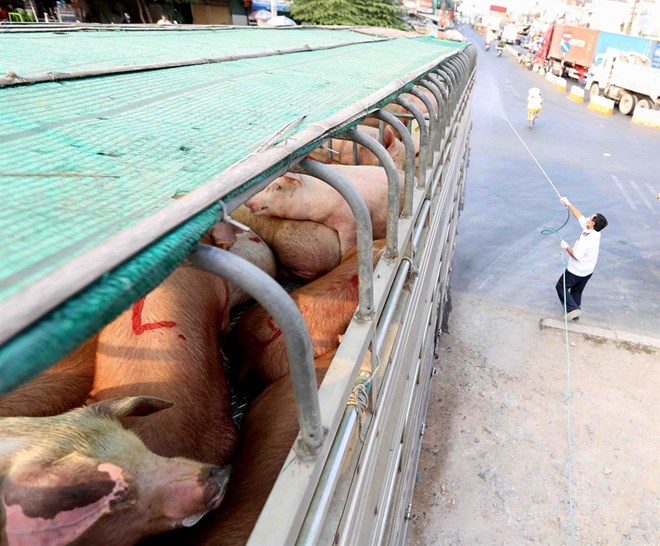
[556,270,592,312]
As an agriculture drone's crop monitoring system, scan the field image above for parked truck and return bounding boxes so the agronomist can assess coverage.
[586,50,660,114]
[534,23,659,82]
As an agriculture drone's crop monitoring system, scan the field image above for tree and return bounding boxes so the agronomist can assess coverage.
[290,0,405,29]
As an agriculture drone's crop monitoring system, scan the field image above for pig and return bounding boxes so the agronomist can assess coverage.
[309,124,407,170]
[230,205,341,281]
[231,240,385,391]
[362,88,439,155]
[147,352,335,546]
[0,396,231,546]
[0,335,97,417]
[201,221,276,308]
[245,165,402,254]
[90,224,242,467]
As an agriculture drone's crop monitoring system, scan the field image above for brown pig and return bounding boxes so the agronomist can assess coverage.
[0,396,231,546]
[231,240,385,391]
[150,352,335,546]
[0,335,97,417]
[91,224,241,467]
[245,165,402,255]
[309,124,407,170]
[231,205,341,281]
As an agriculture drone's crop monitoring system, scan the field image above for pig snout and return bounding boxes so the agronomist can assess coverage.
[202,465,232,511]
[244,196,263,214]
[160,463,232,528]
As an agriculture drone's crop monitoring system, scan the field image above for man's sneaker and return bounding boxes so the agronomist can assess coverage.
[566,309,582,321]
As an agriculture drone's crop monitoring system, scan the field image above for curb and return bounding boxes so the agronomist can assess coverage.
[631,106,660,128]
[568,85,585,103]
[539,318,660,350]
[588,95,614,115]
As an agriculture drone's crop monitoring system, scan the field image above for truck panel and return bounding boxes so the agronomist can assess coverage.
[548,24,600,68]
[595,31,658,62]
[611,62,660,101]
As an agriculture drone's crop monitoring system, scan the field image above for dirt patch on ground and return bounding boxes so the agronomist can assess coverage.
[408,291,659,546]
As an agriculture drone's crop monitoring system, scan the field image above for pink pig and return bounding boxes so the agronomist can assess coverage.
[309,124,407,170]
[245,165,401,254]
[0,396,231,546]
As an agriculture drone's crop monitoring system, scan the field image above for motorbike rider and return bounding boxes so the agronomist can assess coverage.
[527,87,543,122]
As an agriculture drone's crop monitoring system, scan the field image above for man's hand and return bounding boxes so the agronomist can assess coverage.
[560,196,571,207]
[561,240,569,250]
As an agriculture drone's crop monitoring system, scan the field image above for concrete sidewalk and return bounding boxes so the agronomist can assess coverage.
[408,291,659,546]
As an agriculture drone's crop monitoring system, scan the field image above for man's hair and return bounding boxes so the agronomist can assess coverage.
[593,213,608,232]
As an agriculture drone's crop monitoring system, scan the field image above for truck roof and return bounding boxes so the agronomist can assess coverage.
[0,25,467,393]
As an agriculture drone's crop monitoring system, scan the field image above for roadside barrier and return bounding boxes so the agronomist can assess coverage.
[568,85,584,103]
[554,77,567,93]
[588,95,614,115]
[631,105,660,128]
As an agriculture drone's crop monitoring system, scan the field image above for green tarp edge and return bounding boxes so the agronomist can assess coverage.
[0,204,219,395]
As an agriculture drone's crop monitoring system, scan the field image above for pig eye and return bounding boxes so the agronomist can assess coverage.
[273,183,281,191]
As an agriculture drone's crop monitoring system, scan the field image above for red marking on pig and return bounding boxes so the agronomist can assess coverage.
[131,297,176,335]
[350,274,359,287]
[178,334,186,341]
[262,317,282,349]
[248,237,262,243]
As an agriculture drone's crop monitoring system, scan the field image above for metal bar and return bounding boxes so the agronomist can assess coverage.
[372,110,415,218]
[374,258,411,355]
[296,406,358,545]
[418,78,444,152]
[188,243,323,456]
[0,36,394,87]
[345,127,400,261]
[394,96,428,189]
[409,87,437,172]
[297,158,374,321]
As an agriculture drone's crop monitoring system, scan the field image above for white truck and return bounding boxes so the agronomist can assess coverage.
[586,51,660,115]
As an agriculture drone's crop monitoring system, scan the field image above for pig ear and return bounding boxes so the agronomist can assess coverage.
[281,174,302,187]
[3,456,136,546]
[208,221,241,249]
[88,396,173,418]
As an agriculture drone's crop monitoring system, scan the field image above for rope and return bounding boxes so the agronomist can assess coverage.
[505,119,562,198]
[346,380,370,442]
[506,116,576,546]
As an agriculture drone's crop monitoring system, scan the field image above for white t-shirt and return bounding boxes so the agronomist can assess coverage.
[527,95,543,110]
[567,215,601,277]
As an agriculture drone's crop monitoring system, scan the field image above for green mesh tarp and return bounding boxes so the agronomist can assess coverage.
[0,26,468,392]
[0,27,382,81]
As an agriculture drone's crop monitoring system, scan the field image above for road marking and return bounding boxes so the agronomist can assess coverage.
[644,183,659,204]
[628,179,655,212]
[611,174,637,210]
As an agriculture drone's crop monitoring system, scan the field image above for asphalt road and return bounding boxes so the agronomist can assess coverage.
[452,26,659,338]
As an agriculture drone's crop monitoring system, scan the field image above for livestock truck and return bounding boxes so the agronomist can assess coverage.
[534,24,659,83]
[0,25,476,545]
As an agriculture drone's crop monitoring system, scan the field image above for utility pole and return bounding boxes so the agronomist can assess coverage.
[271,0,278,18]
[624,0,639,35]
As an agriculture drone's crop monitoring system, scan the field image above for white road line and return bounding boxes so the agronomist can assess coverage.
[628,179,655,212]
[611,174,637,210]
[644,183,659,204]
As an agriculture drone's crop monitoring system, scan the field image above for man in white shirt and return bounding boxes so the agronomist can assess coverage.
[556,196,608,320]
